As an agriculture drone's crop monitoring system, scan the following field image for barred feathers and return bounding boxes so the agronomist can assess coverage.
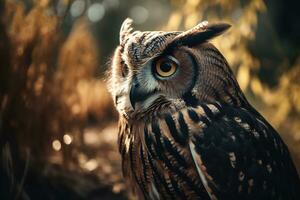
[118,102,300,199]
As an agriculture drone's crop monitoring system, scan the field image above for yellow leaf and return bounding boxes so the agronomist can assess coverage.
[237,65,250,91]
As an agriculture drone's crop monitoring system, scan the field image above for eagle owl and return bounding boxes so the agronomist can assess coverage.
[107,18,300,199]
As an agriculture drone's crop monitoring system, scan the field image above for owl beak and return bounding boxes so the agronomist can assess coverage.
[129,78,154,109]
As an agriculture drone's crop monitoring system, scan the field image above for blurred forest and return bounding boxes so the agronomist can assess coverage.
[0,0,299,199]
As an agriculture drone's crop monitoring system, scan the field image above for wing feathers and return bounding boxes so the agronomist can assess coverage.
[120,103,300,199]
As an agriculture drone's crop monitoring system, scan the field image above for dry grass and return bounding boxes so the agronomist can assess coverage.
[0,1,123,198]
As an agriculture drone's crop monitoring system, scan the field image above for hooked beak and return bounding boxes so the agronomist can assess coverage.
[129,78,155,109]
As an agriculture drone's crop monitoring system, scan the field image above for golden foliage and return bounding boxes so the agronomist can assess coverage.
[0,0,122,196]
[56,20,114,121]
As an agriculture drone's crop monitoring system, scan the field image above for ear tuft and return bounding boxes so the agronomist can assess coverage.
[119,18,134,46]
[206,23,231,37]
[171,21,231,47]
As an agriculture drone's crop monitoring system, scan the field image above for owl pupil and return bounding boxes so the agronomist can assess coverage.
[154,56,178,78]
[160,62,172,72]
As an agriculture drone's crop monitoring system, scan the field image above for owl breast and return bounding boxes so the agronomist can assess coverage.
[118,104,219,200]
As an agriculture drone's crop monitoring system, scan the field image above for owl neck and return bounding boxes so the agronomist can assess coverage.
[183,90,248,108]
[182,76,251,109]
[178,43,251,110]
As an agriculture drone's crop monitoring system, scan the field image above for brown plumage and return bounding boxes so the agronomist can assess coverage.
[107,18,300,199]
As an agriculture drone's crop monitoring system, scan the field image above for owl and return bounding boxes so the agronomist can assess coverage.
[107,18,300,199]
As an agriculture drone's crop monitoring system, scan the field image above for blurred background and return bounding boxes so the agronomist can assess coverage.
[0,0,299,199]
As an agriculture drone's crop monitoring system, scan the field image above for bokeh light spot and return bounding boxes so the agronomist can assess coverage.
[70,0,85,18]
[63,134,72,145]
[87,3,105,23]
[129,5,149,24]
[52,140,61,151]
[84,159,98,171]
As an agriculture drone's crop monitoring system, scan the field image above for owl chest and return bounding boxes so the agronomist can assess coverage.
[118,120,209,200]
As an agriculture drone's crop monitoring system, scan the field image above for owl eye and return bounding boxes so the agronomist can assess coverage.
[154,56,179,78]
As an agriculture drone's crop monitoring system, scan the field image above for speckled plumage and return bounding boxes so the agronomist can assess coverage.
[107,18,300,200]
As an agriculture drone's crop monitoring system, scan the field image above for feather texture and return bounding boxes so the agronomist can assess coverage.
[118,103,300,199]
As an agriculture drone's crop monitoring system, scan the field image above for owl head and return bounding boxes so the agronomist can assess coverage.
[108,18,248,120]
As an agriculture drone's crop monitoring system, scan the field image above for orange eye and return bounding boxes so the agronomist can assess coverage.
[155,56,178,78]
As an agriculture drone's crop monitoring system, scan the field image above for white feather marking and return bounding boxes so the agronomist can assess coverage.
[149,182,160,200]
[189,141,216,200]
[207,104,219,113]
[229,152,236,168]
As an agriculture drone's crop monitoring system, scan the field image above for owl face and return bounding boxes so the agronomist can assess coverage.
[108,18,236,120]
[127,47,197,105]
